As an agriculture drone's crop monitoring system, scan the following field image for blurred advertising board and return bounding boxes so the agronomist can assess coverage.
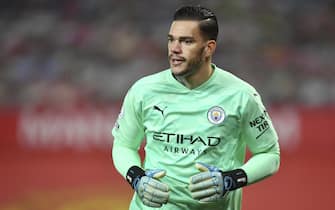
[0,104,334,152]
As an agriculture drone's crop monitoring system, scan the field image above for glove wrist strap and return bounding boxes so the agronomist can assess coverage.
[126,166,145,190]
[220,169,248,191]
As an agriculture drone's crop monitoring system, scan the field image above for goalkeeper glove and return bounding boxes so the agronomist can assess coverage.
[126,166,170,208]
[189,162,247,202]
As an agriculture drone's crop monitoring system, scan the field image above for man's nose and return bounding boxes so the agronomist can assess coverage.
[170,41,182,53]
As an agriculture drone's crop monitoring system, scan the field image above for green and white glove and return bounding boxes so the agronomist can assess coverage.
[189,162,248,202]
[126,166,170,208]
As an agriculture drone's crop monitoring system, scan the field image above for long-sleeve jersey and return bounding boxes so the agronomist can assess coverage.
[112,64,280,210]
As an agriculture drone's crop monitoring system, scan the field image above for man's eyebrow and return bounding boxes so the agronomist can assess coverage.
[168,34,195,40]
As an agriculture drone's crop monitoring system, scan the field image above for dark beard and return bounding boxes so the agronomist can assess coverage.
[172,46,206,78]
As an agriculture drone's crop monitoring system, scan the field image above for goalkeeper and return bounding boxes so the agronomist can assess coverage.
[112,5,280,210]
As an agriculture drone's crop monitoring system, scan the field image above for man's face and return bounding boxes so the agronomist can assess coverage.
[168,20,207,76]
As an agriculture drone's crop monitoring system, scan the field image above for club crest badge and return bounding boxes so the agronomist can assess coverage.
[207,106,226,125]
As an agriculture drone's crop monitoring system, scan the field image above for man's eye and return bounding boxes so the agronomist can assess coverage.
[184,39,193,44]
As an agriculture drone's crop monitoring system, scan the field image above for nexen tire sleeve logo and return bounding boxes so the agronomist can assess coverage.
[249,110,270,139]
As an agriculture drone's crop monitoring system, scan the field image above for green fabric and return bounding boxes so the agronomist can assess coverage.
[112,64,280,210]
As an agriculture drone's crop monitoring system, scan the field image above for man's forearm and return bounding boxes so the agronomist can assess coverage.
[241,148,280,184]
[112,140,142,177]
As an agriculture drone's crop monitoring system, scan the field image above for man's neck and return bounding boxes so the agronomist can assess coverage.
[175,62,213,89]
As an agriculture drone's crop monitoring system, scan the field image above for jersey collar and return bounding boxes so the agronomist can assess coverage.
[168,64,218,92]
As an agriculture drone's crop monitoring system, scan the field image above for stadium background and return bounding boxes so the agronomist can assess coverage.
[1,0,334,209]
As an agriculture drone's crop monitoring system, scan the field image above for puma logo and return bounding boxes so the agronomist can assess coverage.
[153,105,166,116]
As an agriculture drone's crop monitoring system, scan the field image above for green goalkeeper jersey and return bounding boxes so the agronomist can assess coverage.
[112,64,280,210]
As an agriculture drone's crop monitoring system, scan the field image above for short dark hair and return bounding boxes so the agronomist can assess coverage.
[173,5,218,41]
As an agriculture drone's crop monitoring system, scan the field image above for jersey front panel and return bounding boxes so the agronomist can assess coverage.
[142,75,246,185]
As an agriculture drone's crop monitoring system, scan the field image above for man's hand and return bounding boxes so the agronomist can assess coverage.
[189,162,247,202]
[126,166,169,208]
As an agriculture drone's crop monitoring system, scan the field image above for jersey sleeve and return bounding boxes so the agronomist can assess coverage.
[240,90,279,153]
[112,85,145,176]
[239,90,280,184]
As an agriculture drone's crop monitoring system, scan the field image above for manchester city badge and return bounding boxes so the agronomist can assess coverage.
[207,106,226,125]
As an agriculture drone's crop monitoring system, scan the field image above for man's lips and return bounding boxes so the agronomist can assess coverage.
[170,56,185,66]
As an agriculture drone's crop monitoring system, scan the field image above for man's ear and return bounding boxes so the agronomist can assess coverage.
[205,40,216,57]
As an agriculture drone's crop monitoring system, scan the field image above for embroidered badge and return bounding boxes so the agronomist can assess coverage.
[207,106,226,125]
